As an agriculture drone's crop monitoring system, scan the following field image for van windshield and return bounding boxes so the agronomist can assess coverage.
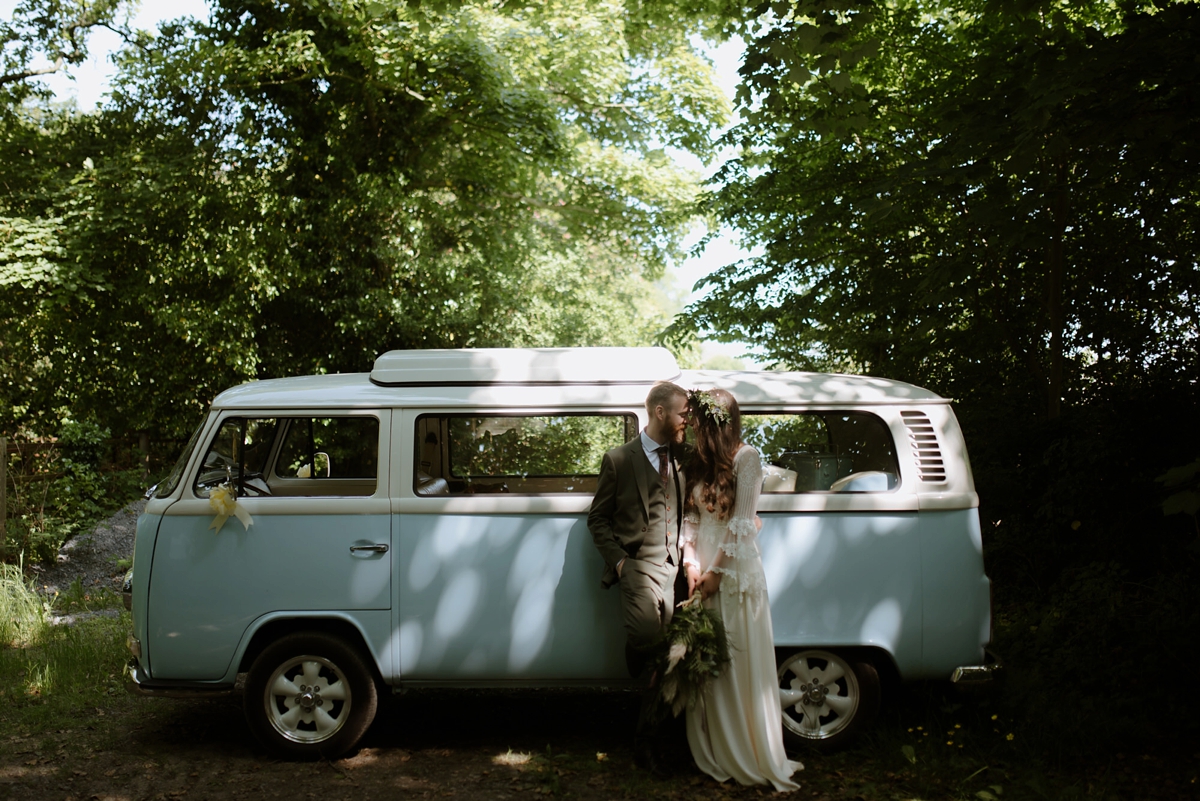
[152,417,206,499]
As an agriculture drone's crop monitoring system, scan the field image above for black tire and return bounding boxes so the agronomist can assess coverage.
[244,631,378,760]
[777,649,880,752]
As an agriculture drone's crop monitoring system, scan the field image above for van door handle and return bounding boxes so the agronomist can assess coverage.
[349,544,389,554]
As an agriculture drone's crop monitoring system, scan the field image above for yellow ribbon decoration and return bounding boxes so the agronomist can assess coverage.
[208,484,254,534]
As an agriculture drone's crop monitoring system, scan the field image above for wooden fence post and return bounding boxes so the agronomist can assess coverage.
[1,437,7,562]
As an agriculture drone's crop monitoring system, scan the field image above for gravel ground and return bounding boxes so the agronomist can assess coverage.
[28,499,144,616]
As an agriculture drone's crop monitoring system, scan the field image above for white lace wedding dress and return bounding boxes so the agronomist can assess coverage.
[681,444,802,792]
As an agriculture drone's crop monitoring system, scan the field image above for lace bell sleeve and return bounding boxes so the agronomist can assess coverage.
[681,509,700,571]
[707,445,767,597]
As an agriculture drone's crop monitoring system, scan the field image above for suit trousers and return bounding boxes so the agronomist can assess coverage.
[619,557,678,676]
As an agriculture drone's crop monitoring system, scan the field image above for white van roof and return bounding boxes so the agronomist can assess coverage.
[210,349,947,409]
[370,347,681,386]
[684,370,946,405]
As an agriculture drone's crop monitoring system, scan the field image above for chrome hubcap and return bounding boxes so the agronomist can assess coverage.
[778,650,860,740]
[800,681,830,706]
[295,685,325,713]
[264,656,350,744]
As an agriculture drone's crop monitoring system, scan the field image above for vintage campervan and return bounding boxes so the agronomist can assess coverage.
[125,347,996,758]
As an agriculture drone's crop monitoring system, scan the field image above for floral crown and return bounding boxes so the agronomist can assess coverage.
[687,389,731,426]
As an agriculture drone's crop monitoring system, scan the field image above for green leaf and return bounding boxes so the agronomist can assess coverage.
[1157,458,1200,488]
[1163,491,1200,517]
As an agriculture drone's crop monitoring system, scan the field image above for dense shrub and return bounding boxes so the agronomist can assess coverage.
[968,384,1200,754]
[3,420,146,565]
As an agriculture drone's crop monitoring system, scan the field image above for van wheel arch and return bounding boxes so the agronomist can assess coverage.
[239,618,381,679]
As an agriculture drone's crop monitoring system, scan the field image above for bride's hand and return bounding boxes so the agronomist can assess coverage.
[697,570,721,600]
[686,565,702,597]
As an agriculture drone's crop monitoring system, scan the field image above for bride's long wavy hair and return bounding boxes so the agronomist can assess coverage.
[685,388,742,521]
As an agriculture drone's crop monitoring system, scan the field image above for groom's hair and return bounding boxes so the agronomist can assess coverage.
[645,381,686,417]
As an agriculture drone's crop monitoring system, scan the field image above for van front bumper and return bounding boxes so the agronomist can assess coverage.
[950,648,1004,684]
[126,658,237,699]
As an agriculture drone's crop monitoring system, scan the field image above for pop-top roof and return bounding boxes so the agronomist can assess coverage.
[369,347,681,386]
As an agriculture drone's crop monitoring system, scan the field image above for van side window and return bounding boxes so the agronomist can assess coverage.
[276,418,379,478]
[271,417,379,497]
[193,416,380,498]
[742,412,900,492]
[414,414,636,495]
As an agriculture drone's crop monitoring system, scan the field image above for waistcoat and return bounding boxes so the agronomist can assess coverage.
[636,452,681,568]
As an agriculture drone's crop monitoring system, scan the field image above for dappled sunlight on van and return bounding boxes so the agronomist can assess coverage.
[860,598,904,651]
[507,526,569,671]
[763,514,924,674]
[397,620,422,675]
[762,519,823,591]
[350,555,390,606]
[397,514,627,680]
[433,569,483,640]
[763,514,913,595]
[432,519,489,562]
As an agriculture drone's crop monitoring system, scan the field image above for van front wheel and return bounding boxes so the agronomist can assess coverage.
[777,649,879,752]
[244,632,378,760]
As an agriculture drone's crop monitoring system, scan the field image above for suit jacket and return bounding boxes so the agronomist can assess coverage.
[588,436,684,589]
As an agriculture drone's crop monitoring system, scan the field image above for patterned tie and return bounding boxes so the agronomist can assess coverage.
[656,445,669,485]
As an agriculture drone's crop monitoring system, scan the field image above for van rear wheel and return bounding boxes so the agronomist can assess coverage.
[777,649,879,752]
[244,631,378,760]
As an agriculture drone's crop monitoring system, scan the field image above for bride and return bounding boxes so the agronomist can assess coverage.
[682,388,802,791]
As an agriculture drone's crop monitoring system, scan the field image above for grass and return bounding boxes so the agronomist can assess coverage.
[0,562,43,646]
[0,567,133,736]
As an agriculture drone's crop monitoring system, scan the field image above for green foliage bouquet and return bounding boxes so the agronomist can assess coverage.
[649,592,731,722]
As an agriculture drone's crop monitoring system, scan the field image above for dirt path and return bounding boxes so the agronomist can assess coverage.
[0,689,731,801]
[4,685,1197,800]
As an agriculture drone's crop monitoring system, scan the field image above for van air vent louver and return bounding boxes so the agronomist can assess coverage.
[900,410,947,483]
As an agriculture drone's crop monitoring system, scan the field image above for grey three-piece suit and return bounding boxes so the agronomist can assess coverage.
[587,435,684,666]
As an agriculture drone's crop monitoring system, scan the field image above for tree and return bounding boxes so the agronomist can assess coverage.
[678,0,1200,748]
[681,0,1199,420]
[0,0,133,109]
[0,0,731,438]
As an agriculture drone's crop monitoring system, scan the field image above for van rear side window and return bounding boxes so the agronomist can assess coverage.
[743,412,900,492]
[193,416,379,498]
[414,413,637,495]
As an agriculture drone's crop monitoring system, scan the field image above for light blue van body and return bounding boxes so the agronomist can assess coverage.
[126,348,992,752]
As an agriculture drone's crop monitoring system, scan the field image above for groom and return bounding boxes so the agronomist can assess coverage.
[588,380,688,773]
